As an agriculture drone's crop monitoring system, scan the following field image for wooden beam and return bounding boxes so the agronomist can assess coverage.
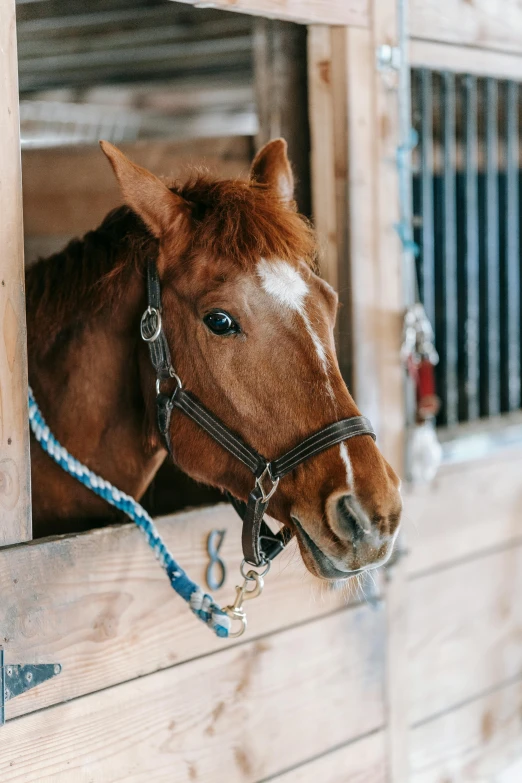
[22,137,252,247]
[385,560,410,783]
[410,0,522,55]
[172,0,369,27]
[307,26,339,292]
[254,19,311,216]
[0,504,373,720]
[411,38,522,80]
[319,9,406,782]
[0,608,386,780]
[370,12,404,469]
[0,0,31,545]
[408,542,522,725]
[343,26,380,419]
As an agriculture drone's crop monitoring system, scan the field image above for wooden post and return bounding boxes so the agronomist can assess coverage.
[0,0,32,545]
[369,1,410,779]
[254,18,311,217]
[308,26,339,293]
[307,27,352,381]
[310,8,407,782]
[309,21,409,777]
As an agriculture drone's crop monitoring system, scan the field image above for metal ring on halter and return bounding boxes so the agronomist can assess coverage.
[240,558,271,580]
[255,463,280,503]
[168,367,183,389]
[140,307,162,342]
[156,371,183,397]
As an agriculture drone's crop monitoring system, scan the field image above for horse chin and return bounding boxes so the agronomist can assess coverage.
[291,516,363,580]
[291,516,388,581]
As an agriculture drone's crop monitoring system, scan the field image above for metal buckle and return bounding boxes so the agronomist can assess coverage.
[140,306,162,343]
[222,568,265,638]
[255,464,280,503]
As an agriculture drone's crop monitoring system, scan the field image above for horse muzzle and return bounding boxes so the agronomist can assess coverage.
[292,490,401,580]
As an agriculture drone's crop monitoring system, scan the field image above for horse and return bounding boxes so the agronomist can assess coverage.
[26,138,402,580]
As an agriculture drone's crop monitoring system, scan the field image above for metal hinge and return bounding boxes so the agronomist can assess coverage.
[0,647,61,726]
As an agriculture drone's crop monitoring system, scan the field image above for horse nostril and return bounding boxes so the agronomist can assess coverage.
[336,495,369,541]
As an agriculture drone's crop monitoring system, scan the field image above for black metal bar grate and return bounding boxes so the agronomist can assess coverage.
[412,70,522,425]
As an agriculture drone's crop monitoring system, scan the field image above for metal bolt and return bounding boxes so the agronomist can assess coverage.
[5,666,12,677]
[4,688,10,700]
[376,44,401,71]
[25,671,33,683]
[54,664,61,675]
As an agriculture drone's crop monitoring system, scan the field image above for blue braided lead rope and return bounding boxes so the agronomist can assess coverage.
[28,387,231,638]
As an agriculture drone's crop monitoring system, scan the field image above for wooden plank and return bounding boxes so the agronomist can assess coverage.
[342,26,380,423]
[253,20,311,215]
[0,0,32,545]
[368,20,404,467]
[307,26,338,291]
[269,731,387,782]
[0,607,386,782]
[308,20,404,444]
[410,39,522,80]
[404,448,522,575]
[22,137,252,242]
[385,560,410,783]
[330,5,409,780]
[172,0,369,27]
[408,543,522,725]
[329,26,353,383]
[367,1,410,779]
[410,0,522,55]
[410,676,522,783]
[0,504,377,720]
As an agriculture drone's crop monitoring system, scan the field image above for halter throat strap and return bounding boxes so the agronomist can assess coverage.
[142,260,376,567]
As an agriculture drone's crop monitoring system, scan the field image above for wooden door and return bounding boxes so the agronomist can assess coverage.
[403,34,522,781]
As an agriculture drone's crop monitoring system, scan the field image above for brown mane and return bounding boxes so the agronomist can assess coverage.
[26,174,317,359]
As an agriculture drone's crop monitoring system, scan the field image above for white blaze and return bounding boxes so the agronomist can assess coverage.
[339,442,354,490]
[258,258,308,311]
[257,259,330,376]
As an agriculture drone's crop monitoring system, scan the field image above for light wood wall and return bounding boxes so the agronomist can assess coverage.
[307,5,522,782]
[22,137,254,264]
[2,1,522,781]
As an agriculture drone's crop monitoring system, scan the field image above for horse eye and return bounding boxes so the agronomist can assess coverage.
[203,310,239,336]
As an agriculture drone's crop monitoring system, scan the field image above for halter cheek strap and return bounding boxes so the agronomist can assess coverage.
[142,261,376,567]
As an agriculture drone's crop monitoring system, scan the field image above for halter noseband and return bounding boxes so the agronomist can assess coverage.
[141,261,376,568]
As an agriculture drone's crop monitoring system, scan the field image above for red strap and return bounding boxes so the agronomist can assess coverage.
[416,359,440,420]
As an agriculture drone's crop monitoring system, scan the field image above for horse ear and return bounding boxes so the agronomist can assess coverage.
[250,138,294,204]
[100,141,186,238]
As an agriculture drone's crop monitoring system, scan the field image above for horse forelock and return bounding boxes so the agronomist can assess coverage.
[170,174,317,269]
[26,173,318,359]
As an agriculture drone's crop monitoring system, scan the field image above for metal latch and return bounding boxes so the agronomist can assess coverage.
[0,647,61,726]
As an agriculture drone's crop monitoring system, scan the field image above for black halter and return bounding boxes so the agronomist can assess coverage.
[141,261,376,567]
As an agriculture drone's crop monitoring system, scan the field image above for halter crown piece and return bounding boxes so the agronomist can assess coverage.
[29,259,376,640]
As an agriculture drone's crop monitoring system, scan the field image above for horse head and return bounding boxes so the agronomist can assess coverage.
[101,139,402,580]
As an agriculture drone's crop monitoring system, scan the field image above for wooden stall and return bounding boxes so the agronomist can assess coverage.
[1,0,521,780]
